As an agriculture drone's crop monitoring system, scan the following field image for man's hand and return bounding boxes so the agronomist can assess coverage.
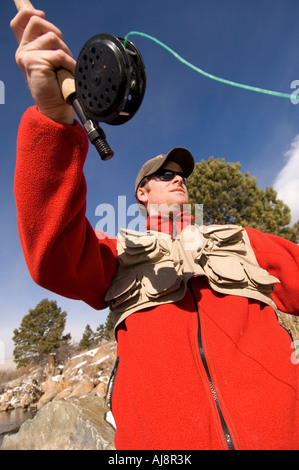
[11,8,76,124]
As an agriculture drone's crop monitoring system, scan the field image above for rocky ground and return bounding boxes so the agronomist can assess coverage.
[0,340,117,450]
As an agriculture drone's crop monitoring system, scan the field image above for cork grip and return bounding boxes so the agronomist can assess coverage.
[14,0,76,102]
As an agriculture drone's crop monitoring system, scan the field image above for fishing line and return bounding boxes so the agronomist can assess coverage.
[124,31,294,100]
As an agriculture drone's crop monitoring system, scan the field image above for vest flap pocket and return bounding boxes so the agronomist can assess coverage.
[208,256,246,283]
[118,235,164,266]
[212,228,243,241]
[245,263,280,291]
[142,261,181,298]
[125,235,157,252]
[105,273,140,306]
[205,225,243,240]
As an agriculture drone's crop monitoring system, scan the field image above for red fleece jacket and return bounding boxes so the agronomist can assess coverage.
[15,106,299,450]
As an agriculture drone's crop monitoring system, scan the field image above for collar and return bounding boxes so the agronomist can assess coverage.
[145,211,194,236]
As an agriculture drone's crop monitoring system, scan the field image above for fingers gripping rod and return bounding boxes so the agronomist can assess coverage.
[14,0,114,160]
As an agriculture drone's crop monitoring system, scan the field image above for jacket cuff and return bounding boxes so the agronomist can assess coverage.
[17,105,89,160]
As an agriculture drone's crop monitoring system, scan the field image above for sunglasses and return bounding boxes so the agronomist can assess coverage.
[140,169,188,188]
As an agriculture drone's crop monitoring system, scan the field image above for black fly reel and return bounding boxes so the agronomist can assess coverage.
[72,33,146,160]
[76,34,146,125]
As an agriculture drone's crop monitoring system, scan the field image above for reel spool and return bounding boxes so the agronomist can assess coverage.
[75,34,146,125]
[71,33,146,159]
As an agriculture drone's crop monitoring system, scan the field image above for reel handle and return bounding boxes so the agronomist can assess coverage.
[13,0,114,160]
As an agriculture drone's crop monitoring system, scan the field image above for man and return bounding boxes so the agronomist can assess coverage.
[11,8,299,450]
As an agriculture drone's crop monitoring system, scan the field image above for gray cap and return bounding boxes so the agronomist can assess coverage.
[135,147,194,193]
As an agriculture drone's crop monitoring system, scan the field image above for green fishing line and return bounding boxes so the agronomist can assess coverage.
[124,31,295,100]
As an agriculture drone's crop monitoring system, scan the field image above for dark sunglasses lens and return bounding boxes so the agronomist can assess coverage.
[155,170,187,185]
[159,171,175,180]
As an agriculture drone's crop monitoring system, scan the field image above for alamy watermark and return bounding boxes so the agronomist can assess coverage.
[94,197,203,248]
[290,80,299,104]
[0,81,4,104]
[291,340,299,365]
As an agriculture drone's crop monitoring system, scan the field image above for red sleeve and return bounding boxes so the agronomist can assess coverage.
[245,227,299,316]
[14,106,118,309]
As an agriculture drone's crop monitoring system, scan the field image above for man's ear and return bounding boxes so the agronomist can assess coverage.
[136,186,149,204]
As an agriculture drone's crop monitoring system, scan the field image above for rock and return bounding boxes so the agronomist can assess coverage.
[0,385,37,411]
[0,341,117,449]
[53,388,73,401]
[1,395,115,450]
[20,394,33,408]
[0,342,117,413]
[36,387,59,410]
[70,380,95,398]
[0,391,13,404]
[42,376,63,393]
[0,402,10,412]
[93,381,107,398]
[0,368,44,411]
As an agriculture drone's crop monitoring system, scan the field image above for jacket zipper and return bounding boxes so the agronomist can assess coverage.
[188,281,235,450]
[106,356,119,412]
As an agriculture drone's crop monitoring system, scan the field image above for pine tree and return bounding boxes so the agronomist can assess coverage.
[13,299,71,368]
[292,221,299,242]
[187,157,298,242]
[93,324,106,344]
[78,324,95,350]
[92,311,114,346]
[104,311,114,340]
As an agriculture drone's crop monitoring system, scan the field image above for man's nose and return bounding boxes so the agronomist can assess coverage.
[173,174,184,185]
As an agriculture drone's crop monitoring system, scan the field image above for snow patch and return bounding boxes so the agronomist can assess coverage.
[92,355,110,365]
[73,361,87,369]
[71,347,101,360]
[105,411,116,429]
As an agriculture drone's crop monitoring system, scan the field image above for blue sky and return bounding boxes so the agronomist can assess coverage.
[1,0,299,359]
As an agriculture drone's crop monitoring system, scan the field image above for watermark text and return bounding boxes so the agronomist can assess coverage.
[0,81,4,104]
[290,80,299,104]
[291,340,299,365]
[95,197,203,247]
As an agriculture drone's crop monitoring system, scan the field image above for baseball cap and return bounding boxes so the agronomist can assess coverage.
[135,147,194,193]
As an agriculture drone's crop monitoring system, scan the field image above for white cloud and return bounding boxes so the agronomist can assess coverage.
[274,134,299,224]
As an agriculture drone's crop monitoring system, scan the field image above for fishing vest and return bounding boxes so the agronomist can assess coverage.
[105,224,281,329]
